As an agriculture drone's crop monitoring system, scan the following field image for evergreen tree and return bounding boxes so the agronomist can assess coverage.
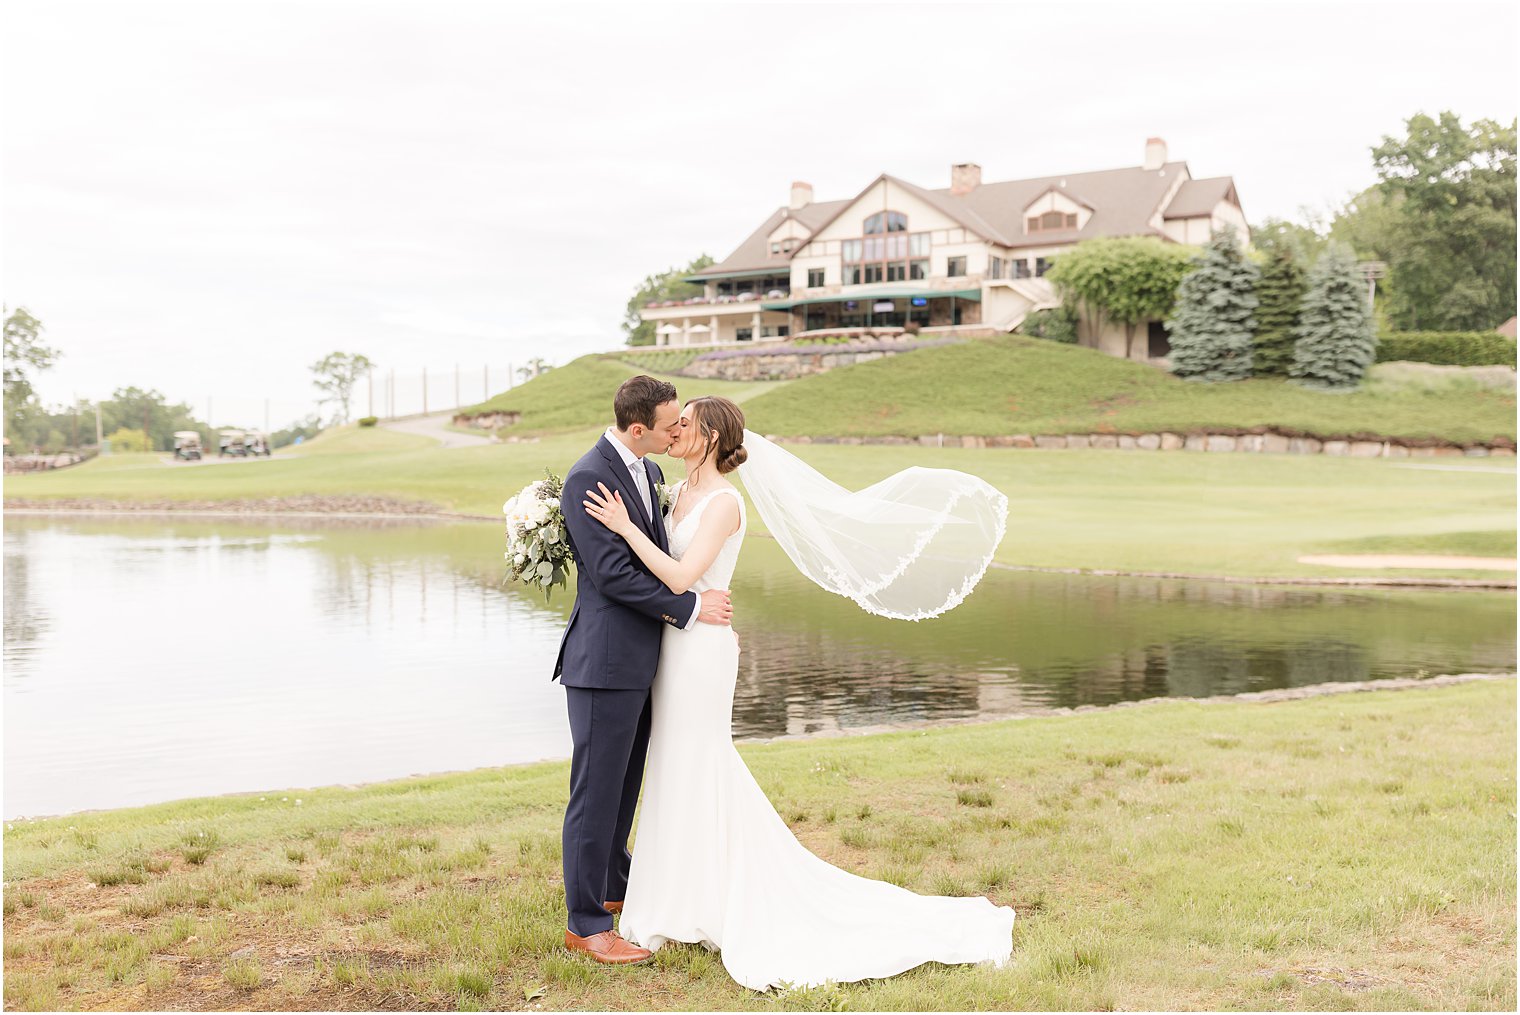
[1164,226,1259,381]
[1290,244,1377,389]
[1251,239,1307,377]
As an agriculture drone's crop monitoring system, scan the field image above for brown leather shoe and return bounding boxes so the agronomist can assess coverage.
[564,929,651,965]
[602,900,624,915]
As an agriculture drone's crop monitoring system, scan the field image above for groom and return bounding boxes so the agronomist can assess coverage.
[553,375,733,964]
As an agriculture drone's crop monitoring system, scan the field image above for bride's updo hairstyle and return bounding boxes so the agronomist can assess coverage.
[687,396,747,474]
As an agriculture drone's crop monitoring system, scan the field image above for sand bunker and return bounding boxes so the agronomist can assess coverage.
[1297,553,1517,571]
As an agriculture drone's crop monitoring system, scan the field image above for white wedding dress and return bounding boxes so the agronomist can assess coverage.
[619,481,1015,992]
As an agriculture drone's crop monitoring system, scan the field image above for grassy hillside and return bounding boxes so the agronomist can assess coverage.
[456,356,787,435]
[738,336,1516,444]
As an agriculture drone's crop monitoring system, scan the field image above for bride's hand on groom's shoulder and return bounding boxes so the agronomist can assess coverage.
[583,482,634,537]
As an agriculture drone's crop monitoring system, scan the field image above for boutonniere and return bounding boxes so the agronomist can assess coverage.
[655,482,673,516]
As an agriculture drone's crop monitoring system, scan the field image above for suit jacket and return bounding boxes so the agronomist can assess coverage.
[552,435,699,689]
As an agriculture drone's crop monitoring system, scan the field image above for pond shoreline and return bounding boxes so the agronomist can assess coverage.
[731,670,1516,750]
[7,671,1512,825]
[7,502,1513,588]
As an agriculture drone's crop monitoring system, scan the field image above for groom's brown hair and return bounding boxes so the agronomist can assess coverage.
[614,375,678,431]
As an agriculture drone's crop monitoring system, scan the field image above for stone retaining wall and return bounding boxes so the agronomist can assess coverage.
[453,410,521,430]
[766,430,1516,457]
[681,337,957,381]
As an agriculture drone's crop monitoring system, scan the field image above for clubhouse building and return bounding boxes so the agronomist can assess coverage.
[640,138,1248,362]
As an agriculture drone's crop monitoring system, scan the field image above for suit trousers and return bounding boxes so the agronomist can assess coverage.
[561,684,653,937]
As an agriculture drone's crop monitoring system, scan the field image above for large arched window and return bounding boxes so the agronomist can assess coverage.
[864,210,908,234]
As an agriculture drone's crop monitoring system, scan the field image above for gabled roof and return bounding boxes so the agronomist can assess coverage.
[1162,176,1238,219]
[688,199,851,279]
[692,159,1241,276]
[1022,183,1098,212]
[948,162,1190,249]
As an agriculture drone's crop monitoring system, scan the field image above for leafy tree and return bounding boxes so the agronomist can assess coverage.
[310,352,374,425]
[1291,244,1377,389]
[1044,237,1196,357]
[1367,111,1517,330]
[104,427,151,453]
[623,254,716,347]
[1165,227,1260,381]
[1250,232,1308,377]
[4,306,58,443]
[518,357,553,382]
[1251,216,1327,266]
[271,413,323,449]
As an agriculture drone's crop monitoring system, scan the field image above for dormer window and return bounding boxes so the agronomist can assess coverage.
[1027,210,1078,232]
[864,211,907,234]
[769,238,797,256]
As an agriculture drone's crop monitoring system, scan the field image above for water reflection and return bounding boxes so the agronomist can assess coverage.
[3,515,1513,818]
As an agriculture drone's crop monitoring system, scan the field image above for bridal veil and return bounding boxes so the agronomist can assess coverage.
[735,429,1007,621]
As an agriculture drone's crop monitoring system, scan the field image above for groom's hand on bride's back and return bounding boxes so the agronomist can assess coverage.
[698,588,732,626]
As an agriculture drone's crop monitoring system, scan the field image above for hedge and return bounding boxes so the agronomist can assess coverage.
[1375,331,1517,367]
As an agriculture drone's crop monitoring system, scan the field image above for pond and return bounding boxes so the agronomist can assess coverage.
[4,514,1514,819]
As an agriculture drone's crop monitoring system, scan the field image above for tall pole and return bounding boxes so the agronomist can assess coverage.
[95,402,103,448]
[72,393,79,449]
[367,368,374,418]
[454,362,460,409]
[483,363,489,400]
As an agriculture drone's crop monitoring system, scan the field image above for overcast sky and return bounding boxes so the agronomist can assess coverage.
[4,0,1516,427]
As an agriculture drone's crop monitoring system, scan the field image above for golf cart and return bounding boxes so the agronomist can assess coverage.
[218,430,247,457]
[244,431,272,457]
[172,431,203,461]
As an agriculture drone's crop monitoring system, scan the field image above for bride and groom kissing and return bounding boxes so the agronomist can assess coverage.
[550,374,1014,992]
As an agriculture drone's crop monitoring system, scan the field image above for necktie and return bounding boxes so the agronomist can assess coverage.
[629,459,652,520]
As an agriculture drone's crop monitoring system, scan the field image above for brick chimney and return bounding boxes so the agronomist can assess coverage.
[789,181,813,210]
[1143,137,1167,171]
[950,162,982,196]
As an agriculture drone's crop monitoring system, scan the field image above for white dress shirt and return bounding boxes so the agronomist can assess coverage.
[604,427,699,630]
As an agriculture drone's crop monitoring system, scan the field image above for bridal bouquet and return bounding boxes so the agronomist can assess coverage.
[503,469,574,601]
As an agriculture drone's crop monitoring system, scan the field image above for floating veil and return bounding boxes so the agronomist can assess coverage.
[735,429,1008,621]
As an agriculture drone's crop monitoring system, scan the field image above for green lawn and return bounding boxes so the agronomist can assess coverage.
[737,336,1516,444]
[455,357,786,434]
[3,679,1512,1011]
[9,420,1513,580]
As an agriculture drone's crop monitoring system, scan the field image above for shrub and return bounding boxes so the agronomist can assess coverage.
[1374,331,1518,367]
[1019,304,1078,344]
[104,427,151,453]
[357,416,379,427]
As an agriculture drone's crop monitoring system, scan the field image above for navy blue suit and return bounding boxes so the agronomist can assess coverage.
[555,435,698,937]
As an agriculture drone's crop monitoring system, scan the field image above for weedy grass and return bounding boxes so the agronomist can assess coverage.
[2,679,1513,1011]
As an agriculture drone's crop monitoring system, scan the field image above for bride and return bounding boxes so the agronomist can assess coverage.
[579,394,1014,992]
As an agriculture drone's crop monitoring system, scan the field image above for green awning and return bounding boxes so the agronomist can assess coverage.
[762,286,981,311]
[683,268,788,283]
